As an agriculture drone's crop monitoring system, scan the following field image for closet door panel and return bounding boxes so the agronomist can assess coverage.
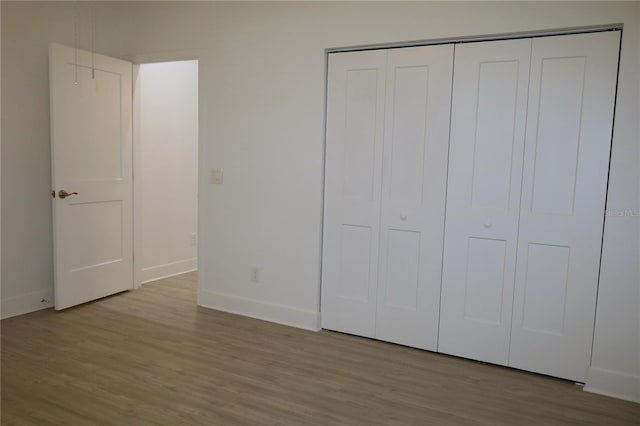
[321,51,387,337]
[375,45,454,350]
[509,32,620,381]
[439,39,531,364]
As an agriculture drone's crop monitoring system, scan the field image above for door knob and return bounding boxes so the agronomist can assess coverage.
[58,189,78,199]
[400,214,408,221]
[483,220,492,229]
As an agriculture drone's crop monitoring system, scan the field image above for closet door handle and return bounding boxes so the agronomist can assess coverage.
[483,220,492,229]
[400,214,408,221]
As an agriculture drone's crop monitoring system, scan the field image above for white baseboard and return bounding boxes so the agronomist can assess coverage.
[584,367,640,402]
[1,288,54,319]
[198,289,321,331]
[141,258,197,284]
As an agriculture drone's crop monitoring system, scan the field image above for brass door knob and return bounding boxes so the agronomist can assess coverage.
[58,189,78,199]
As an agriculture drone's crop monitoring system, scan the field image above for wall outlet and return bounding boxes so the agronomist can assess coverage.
[190,233,197,246]
[251,267,260,283]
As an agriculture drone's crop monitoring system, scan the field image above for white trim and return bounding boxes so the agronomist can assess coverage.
[327,24,623,53]
[198,289,321,331]
[141,258,198,284]
[132,62,143,289]
[1,289,54,319]
[129,49,204,65]
[584,367,640,403]
[140,257,198,284]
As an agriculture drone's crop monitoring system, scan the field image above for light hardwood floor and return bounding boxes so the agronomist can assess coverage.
[2,272,637,425]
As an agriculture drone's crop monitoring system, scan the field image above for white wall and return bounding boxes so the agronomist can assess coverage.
[1,1,638,401]
[135,60,198,284]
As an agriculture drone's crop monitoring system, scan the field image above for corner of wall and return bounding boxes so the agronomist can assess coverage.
[1,289,54,319]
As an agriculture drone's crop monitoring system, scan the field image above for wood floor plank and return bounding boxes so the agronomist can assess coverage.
[2,272,638,425]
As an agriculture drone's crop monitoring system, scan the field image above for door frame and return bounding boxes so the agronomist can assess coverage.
[325,24,623,54]
[131,49,203,289]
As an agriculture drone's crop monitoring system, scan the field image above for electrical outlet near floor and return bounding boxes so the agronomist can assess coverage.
[251,267,260,283]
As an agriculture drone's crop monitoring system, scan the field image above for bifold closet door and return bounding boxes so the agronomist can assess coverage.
[375,45,453,350]
[509,31,620,382]
[439,39,532,365]
[321,50,387,337]
[322,45,454,349]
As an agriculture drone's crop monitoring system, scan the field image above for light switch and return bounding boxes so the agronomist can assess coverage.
[210,168,223,184]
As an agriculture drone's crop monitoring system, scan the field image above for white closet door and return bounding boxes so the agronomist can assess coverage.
[439,39,532,364]
[509,32,620,382]
[375,45,453,350]
[321,50,387,337]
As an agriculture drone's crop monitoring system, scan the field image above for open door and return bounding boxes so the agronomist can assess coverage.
[50,43,133,310]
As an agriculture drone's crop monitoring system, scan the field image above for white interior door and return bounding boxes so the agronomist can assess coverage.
[439,39,532,364]
[375,45,453,350]
[50,43,133,310]
[321,50,386,337]
[509,31,621,382]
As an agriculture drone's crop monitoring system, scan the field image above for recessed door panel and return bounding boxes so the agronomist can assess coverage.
[376,45,454,350]
[530,57,586,216]
[338,225,373,302]
[510,31,620,382]
[471,61,520,211]
[383,230,421,310]
[520,243,571,335]
[439,38,532,365]
[343,69,380,201]
[60,66,123,180]
[67,201,124,270]
[388,65,430,204]
[463,238,507,325]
